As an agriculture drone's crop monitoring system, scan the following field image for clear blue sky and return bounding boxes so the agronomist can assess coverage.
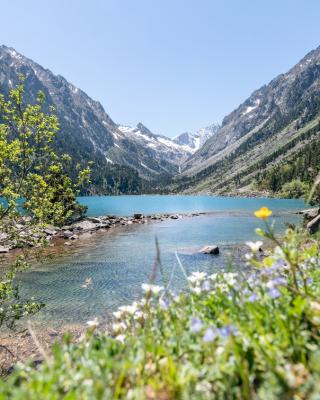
[1,0,319,137]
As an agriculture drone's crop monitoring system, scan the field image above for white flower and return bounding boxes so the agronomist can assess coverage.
[133,310,145,321]
[209,273,218,281]
[112,322,126,334]
[191,286,202,295]
[113,310,124,320]
[141,283,164,295]
[215,346,224,356]
[118,302,139,315]
[115,334,126,343]
[187,271,207,284]
[216,283,228,292]
[245,253,253,261]
[86,317,99,328]
[246,241,263,253]
[222,272,238,286]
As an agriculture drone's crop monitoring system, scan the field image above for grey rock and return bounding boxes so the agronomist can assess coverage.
[298,208,319,220]
[134,213,143,219]
[72,220,99,231]
[199,245,220,255]
[0,246,9,253]
[44,228,57,236]
[307,214,320,234]
[70,234,79,240]
[87,217,101,223]
[63,230,73,239]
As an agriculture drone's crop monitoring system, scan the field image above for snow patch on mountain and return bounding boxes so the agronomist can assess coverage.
[173,123,220,152]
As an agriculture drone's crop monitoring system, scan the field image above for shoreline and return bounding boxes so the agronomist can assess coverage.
[0,207,306,256]
[0,212,207,255]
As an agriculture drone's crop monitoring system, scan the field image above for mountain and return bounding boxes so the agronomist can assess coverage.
[0,45,198,192]
[114,123,192,176]
[173,124,220,152]
[0,45,148,193]
[177,46,320,195]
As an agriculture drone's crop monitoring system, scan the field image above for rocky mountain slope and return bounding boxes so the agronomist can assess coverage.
[0,45,206,190]
[177,45,320,195]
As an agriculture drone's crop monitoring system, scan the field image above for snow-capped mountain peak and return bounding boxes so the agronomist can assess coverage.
[173,123,220,152]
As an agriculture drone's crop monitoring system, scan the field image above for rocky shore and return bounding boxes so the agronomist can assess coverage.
[0,212,206,253]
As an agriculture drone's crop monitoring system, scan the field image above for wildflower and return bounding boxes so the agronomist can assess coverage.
[115,334,126,343]
[141,283,164,295]
[133,310,145,321]
[112,322,126,334]
[202,280,211,291]
[254,206,272,219]
[190,317,204,333]
[246,240,263,253]
[159,297,169,310]
[222,272,238,286]
[270,276,287,286]
[217,325,238,337]
[269,287,280,299]
[271,259,286,271]
[209,273,218,281]
[86,317,99,329]
[113,310,124,320]
[187,271,207,284]
[215,346,224,356]
[118,302,139,315]
[191,286,202,295]
[203,327,216,342]
[247,293,258,302]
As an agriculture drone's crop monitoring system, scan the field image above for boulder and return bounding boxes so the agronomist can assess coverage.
[0,246,9,253]
[170,215,179,219]
[199,245,220,255]
[297,208,319,220]
[307,214,320,234]
[70,234,79,240]
[44,228,57,236]
[0,232,9,242]
[87,217,101,224]
[63,230,73,239]
[72,220,99,231]
[134,213,143,219]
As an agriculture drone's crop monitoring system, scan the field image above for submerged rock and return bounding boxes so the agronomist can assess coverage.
[199,245,220,255]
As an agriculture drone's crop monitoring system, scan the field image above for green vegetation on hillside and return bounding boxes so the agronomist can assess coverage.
[1,210,319,399]
[256,138,320,202]
[169,118,320,199]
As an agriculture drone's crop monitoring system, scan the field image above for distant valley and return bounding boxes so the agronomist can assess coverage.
[0,44,319,198]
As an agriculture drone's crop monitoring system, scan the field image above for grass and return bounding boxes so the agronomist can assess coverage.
[0,211,320,399]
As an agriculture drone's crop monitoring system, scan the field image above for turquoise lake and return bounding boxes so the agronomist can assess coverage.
[15,195,305,326]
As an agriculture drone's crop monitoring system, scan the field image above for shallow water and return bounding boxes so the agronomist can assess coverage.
[15,196,304,326]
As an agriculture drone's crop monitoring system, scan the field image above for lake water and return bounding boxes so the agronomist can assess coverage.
[15,195,304,326]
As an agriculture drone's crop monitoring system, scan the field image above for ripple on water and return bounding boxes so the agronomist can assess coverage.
[15,196,304,326]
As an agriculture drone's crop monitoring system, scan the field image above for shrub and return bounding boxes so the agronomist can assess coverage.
[280,179,310,199]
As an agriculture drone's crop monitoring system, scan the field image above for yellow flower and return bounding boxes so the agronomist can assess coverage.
[254,206,272,219]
